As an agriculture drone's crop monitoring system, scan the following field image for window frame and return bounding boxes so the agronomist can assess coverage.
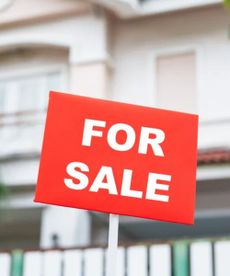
[0,63,68,115]
[151,44,203,114]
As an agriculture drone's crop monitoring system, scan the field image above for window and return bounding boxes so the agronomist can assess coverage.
[156,51,197,113]
[0,47,68,114]
[0,71,62,114]
[0,47,68,153]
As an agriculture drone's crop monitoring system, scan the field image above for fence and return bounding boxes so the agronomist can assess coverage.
[1,239,230,276]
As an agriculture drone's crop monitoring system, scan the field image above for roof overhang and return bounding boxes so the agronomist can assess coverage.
[87,0,223,18]
[197,148,230,180]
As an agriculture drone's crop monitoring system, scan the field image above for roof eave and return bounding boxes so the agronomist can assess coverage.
[87,0,223,19]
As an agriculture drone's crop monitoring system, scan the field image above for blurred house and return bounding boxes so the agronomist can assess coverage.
[0,0,230,255]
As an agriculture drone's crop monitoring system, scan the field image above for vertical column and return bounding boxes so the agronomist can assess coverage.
[0,253,11,276]
[173,241,189,276]
[68,11,110,100]
[127,246,148,276]
[84,248,104,276]
[69,61,109,99]
[190,241,213,276]
[23,251,42,276]
[215,240,230,276]
[11,250,23,276]
[43,250,62,276]
[40,206,91,249]
[63,250,83,276]
[105,247,130,276]
[150,244,171,276]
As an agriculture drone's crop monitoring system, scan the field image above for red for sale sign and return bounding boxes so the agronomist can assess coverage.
[34,91,198,224]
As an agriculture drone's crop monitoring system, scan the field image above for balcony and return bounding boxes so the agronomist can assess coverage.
[0,110,45,188]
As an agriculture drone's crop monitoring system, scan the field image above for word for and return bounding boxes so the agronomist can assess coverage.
[82,119,165,156]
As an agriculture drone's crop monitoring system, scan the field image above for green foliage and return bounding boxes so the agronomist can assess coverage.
[0,182,8,198]
[224,0,230,6]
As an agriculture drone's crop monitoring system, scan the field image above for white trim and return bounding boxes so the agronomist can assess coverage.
[151,44,204,111]
[197,164,230,181]
[88,0,222,18]
[0,63,67,82]
[140,0,222,17]
[0,193,43,209]
[0,34,72,53]
[0,11,111,66]
[0,33,74,64]
[0,33,110,65]
[195,208,230,219]
[88,0,139,18]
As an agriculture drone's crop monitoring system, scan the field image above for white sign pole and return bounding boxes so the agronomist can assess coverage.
[106,214,119,276]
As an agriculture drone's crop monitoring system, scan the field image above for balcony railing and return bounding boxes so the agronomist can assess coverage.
[0,110,46,159]
[0,109,46,127]
[0,237,230,276]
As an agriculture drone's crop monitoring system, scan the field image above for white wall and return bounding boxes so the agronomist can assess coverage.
[111,6,230,149]
[40,207,91,248]
[0,11,109,64]
[0,0,90,26]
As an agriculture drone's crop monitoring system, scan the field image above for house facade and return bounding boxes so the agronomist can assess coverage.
[0,0,230,256]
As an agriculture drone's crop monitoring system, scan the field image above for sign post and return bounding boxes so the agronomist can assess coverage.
[107,214,119,276]
[34,91,198,274]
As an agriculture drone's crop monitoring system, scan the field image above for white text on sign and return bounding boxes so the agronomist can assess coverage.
[64,119,172,202]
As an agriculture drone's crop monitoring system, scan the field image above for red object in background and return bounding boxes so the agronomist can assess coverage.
[34,91,198,225]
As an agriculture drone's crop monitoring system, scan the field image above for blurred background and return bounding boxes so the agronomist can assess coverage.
[0,0,230,275]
